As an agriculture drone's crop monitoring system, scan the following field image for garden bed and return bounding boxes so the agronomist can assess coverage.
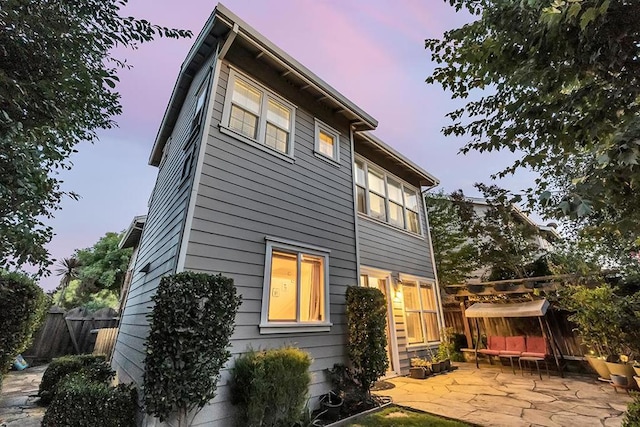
[343,405,473,427]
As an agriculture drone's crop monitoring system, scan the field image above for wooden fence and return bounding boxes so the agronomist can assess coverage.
[23,306,118,362]
[93,328,119,362]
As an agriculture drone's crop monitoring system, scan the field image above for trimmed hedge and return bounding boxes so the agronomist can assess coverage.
[143,272,241,425]
[39,354,114,404]
[42,374,137,427]
[0,271,48,377]
[345,286,388,397]
[231,347,312,427]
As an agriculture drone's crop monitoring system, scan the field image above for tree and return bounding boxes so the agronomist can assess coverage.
[75,232,132,293]
[425,0,640,248]
[425,191,478,286]
[0,0,191,273]
[54,257,81,305]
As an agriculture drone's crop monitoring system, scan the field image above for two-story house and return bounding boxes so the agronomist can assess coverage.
[111,4,443,425]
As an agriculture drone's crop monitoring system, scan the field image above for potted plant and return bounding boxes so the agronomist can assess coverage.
[558,285,631,380]
[409,358,431,379]
[319,391,343,422]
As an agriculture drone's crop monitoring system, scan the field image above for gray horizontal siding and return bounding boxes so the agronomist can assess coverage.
[182,60,358,420]
[111,50,218,387]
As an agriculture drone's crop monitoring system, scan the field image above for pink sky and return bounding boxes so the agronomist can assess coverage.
[38,0,534,290]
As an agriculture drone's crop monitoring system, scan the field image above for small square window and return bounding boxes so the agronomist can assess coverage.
[314,119,340,164]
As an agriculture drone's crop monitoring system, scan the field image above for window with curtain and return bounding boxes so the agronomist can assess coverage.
[402,280,439,344]
[354,157,423,235]
[263,239,330,328]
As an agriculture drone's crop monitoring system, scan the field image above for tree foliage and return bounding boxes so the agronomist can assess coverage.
[75,232,132,293]
[425,191,478,286]
[426,0,640,249]
[0,0,191,273]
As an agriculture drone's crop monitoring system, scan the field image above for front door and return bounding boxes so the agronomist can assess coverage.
[360,272,398,376]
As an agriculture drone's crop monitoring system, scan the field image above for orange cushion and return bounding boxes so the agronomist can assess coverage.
[479,349,500,356]
[505,336,526,353]
[525,336,548,355]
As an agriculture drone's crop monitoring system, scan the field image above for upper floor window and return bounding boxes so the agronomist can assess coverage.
[354,157,422,234]
[402,279,439,345]
[314,119,340,164]
[260,237,331,334]
[221,68,296,159]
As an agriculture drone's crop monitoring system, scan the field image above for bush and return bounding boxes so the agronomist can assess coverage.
[345,286,388,398]
[39,354,113,404]
[143,272,241,426]
[231,347,312,427]
[42,374,137,427]
[0,271,48,376]
[623,392,640,427]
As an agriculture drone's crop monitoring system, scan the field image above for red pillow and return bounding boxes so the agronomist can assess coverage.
[505,336,526,353]
[525,336,548,354]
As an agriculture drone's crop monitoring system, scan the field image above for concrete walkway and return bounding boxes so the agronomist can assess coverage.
[374,363,632,427]
[0,365,47,427]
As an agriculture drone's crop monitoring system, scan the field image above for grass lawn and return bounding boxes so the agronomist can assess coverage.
[347,406,472,427]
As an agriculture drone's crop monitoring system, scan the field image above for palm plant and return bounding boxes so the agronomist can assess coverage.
[54,257,81,305]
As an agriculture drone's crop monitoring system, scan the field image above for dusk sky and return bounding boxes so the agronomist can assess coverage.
[38,0,536,290]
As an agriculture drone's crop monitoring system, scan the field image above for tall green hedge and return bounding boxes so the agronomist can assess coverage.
[345,286,388,398]
[38,354,113,404]
[230,347,312,427]
[0,271,48,377]
[41,374,137,427]
[143,272,241,426]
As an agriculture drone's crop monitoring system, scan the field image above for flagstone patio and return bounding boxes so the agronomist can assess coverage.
[374,363,632,427]
[0,365,47,427]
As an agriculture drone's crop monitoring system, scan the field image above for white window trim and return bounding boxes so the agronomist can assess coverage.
[314,118,341,166]
[355,155,425,237]
[260,236,332,335]
[221,67,297,161]
[399,274,441,348]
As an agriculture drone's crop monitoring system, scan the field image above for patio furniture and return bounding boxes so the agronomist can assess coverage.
[479,336,506,364]
[519,356,549,380]
[500,354,520,375]
[465,299,565,377]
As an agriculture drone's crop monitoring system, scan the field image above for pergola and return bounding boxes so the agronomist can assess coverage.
[465,299,564,376]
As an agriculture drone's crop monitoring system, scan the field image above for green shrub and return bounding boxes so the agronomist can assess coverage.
[231,347,312,427]
[143,272,241,426]
[346,286,388,398]
[0,271,48,376]
[39,354,113,404]
[623,392,640,427]
[437,327,463,362]
[42,374,137,427]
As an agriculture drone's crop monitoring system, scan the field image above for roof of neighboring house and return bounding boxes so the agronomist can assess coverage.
[119,215,147,249]
[446,196,561,241]
[358,132,439,187]
[149,3,378,166]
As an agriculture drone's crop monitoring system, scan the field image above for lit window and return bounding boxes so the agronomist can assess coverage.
[402,280,439,344]
[354,158,423,234]
[222,69,296,158]
[261,238,331,333]
[314,119,340,163]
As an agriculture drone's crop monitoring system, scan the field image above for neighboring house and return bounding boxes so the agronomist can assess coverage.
[111,4,443,425]
[465,197,561,283]
[117,215,146,313]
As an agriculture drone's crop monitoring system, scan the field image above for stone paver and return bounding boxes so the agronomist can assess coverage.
[374,363,632,427]
[0,365,47,427]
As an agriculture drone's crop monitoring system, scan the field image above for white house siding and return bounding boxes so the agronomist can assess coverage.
[181,50,359,426]
[110,50,218,387]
